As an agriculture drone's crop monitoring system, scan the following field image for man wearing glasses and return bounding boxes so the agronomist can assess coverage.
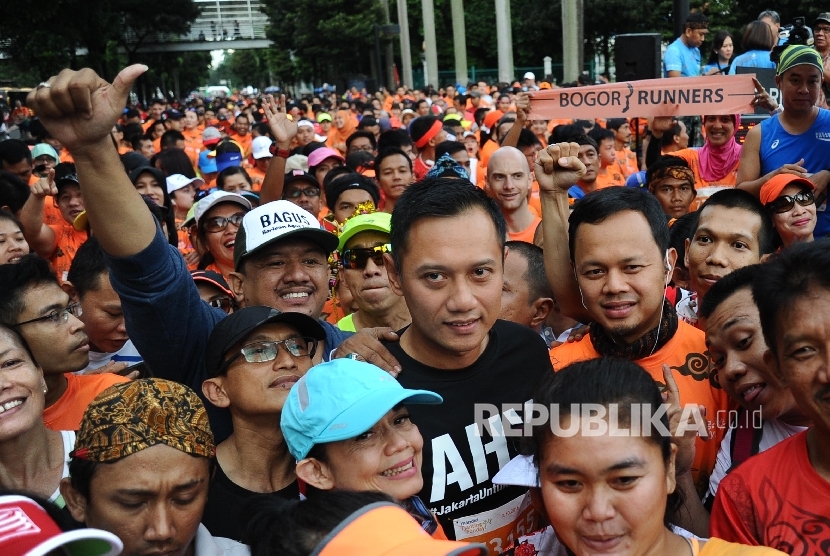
[336,212,410,333]
[282,170,323,219]
[200,306,325,541]
[0,255,128,431]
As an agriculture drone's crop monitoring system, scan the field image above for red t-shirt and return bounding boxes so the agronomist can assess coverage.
[710,430,830,552]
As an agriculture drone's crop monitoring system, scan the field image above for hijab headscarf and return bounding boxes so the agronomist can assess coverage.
[698,114,741,183]
[327,110,358,150]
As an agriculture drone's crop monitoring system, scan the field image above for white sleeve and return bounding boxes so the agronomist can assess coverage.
[706,425,734,501]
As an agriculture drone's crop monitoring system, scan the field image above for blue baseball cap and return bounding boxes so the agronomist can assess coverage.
[216,151,242,173]
[199,150,217,173]
[281,360,443,460]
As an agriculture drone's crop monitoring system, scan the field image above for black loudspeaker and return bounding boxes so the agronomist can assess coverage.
[615,34,662,81]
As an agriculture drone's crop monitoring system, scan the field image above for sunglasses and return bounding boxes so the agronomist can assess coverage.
[285,187,321,199]
[218,337,318,375]
[204,213,245,233]
[341,244,391,269]
[766,190,814,214]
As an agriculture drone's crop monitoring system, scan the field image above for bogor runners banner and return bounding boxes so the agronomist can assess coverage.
[528,74,756,119]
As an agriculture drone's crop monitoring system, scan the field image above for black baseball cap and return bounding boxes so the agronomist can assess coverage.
[205,306,326,378]
[162,109,183,121]
[283,170,319,191]
[129,166,167,187]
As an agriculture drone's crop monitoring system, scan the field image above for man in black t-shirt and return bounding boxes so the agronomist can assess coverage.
[384,177,552,550]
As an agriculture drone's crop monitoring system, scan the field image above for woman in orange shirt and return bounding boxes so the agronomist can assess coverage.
[326,110,357,155]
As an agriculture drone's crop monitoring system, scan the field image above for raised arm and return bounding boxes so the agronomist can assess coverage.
[259,94,299,204]
[501,93,529,149]
[18,172,57,257]
[26,65,155,257]
[535,142,593,324]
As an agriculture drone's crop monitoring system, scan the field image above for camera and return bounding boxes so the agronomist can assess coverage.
[772,16,815,64]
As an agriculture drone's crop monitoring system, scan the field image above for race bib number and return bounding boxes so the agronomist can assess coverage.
[453,492,538,555]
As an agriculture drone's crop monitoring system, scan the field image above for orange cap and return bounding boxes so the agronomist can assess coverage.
[315,503,487,556]
[482,110,505,131]
[759,173,814,206]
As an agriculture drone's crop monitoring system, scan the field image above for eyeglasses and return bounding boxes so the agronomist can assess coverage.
[285,187,321,199]
[219,337,318,375]
[341,244,391,269]
[208,296,236,314]
[766,190,814,214]
[815,26,830,35]
[14,302,82,327]
[204,213,245,233]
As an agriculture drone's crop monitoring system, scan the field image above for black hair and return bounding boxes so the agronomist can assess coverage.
[377,129,413,152]
[125,108,141,120]
[661,121,684,148]
[375,147,413,173]
[153,148,197,179]
[345,151,375,174]
[323,172,380,211]
[122,123,144,144]
[142,195,178,247]
[568,187,669,262]
[357,117,378,130]
[495,117,516,141]
[346,131,377,152]
[415,99,428,110]
[668,211,698,272]
[605,118,629,132]
[253,122,271,138]
[217,166,253,190]
[160,130,185,149]
[707,30,734,65]
[588,126,615,145]
[0,323,38,367]
[0,139,32,166]
[215,138,243,156]
[408,115,441,144]
[529,357,681,528]
[505,240,552,302]
[566,133,598,152]
[573,119,595,132]
[66,237,108,299]
[699,264,759,320]
[684,13,709,30]
[390,177,506,270]
[549,124,583,145]
[242,490,397,555]
[0,172,31,213]
[0,209,25,236]
[322,166,353,190]
[515,128,543,150]
[0,254,59,326]
[302,142,326,157]
[131,133,153,151]
[434,141,466,159]
[758,9,779,24]
[696,189,774,255]
[753,239,830,355]
[742,20,776,52]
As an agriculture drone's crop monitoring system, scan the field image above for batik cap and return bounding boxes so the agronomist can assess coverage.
[70,378,215,463]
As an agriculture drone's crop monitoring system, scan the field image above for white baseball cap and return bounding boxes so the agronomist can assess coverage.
[166,174,204,194]
[193,191,252,227]
[251,136,274,160]
[524,72,536,80]
[233,200,338,270]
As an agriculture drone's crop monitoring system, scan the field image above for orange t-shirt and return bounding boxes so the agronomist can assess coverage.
[550,321,728,490]
[710,431,830,553]
[673,148,738,189]
[615,147,639,178]
[476,140,499,189]
[44,372,129,431]
[594,162,626,189]
[247,166,266,192]
[507,215,542,243]
[48,223,88,282]
[528,180,542,216]
[59,150,74,164]
[231,133,252,157]
[43,202,63,227]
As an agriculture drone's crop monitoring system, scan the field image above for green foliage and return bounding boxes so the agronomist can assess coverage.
[210,49,272,89]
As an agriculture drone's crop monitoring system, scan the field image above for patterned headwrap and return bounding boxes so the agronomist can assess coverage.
[776,45,824,76]
[425,153,470,181]
[648,166,695,193]
[71,378,215,463]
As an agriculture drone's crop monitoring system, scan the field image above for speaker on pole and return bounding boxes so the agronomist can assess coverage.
[615,33,662,81]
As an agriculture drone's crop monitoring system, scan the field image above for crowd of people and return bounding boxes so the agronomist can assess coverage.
[0,8,829,556]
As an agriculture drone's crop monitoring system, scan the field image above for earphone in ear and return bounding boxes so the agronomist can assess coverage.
[664,250,672,288]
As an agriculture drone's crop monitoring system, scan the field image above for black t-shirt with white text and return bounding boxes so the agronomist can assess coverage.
[385,319,552,541]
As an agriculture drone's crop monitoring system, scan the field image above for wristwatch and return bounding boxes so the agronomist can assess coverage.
[269,144,291,158]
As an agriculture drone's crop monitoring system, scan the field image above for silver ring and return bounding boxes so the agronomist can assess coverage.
[37,82,51,89]
[345,352,365,362]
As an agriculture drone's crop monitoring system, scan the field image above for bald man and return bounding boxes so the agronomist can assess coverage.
[486,147,541,242]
